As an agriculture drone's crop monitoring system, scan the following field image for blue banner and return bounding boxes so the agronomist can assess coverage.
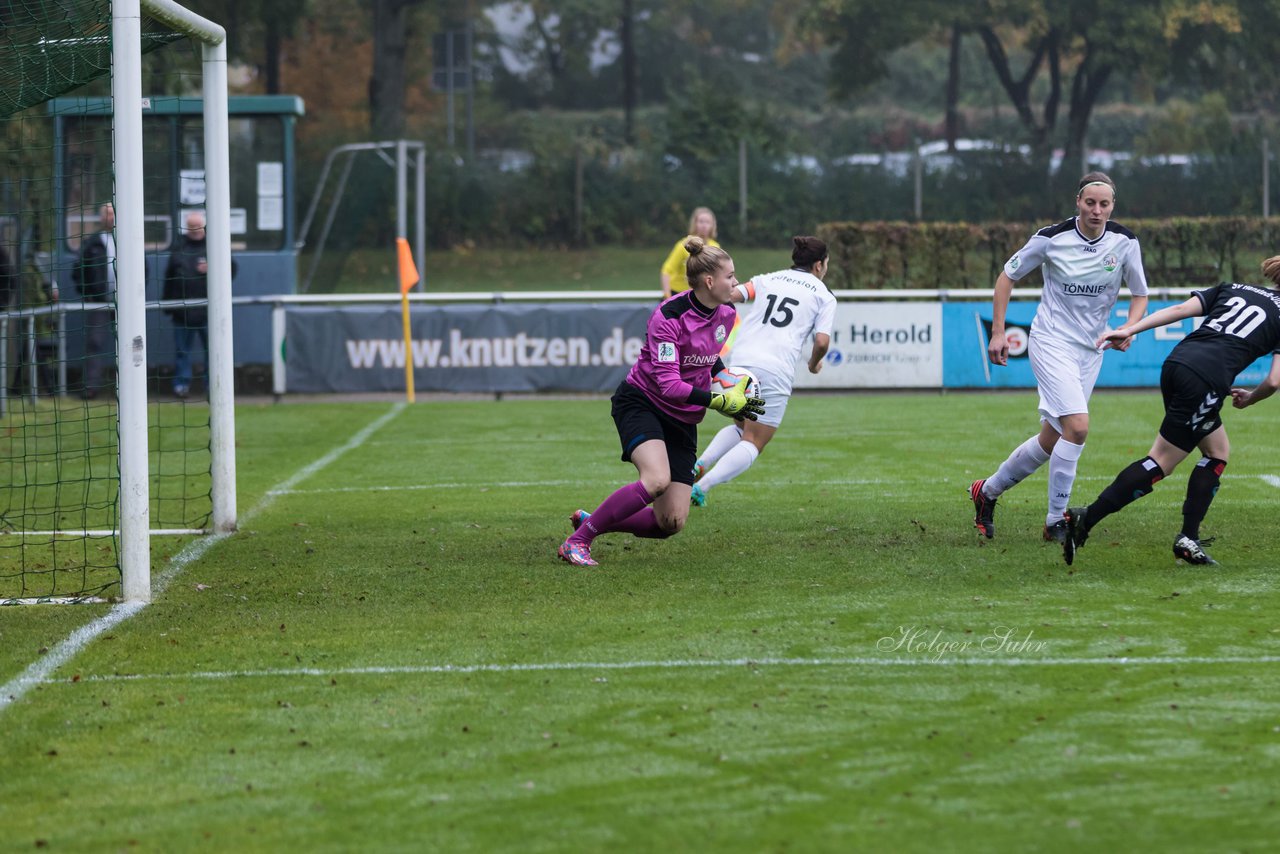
[943,299,1274,388]
[285,303,653,393]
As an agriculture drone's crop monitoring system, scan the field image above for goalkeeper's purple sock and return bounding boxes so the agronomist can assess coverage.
[608,507,672,539]
[570,481,652,545]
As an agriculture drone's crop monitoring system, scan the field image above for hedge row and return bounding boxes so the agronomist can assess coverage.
[816,217,1280,290]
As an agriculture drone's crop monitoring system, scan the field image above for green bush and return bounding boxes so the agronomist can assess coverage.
[817,216,1279,290]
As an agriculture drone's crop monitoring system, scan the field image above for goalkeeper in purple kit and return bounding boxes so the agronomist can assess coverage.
[559,236,765,567]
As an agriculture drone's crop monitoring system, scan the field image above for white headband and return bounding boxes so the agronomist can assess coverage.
[1077,180,1114,197]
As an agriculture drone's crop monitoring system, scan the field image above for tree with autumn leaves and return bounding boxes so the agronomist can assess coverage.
[791,0,1280,195]
[180,0,1280,239]
[202,0,1279,158]
[194,0,444,137]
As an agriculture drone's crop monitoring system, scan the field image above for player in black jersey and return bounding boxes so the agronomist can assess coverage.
[1062,256,1280,566]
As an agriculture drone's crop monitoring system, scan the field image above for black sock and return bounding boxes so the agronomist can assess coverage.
[1086,456,1166,531]
[1181,457,1226,540]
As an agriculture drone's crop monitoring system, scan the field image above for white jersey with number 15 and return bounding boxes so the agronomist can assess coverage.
[729,268,837,389]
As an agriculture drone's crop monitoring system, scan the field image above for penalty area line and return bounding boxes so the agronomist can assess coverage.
[0,403,409,715]
[58,653,1280,684]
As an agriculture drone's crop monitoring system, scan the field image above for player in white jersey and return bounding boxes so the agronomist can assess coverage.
[970,172,1150,544]
[691,236,837,505]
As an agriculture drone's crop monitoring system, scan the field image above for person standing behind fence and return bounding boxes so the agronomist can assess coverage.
[70,201,115,400]
[163,211,235,399]
[660,207,719,300]
[0,242,15,395]
[0,242,15,310]
[969,172,1150,545]
[1,239,58,396]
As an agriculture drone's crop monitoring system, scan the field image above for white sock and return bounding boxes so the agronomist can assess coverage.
[1047,439,1085,524]
[698,424,743,467]
[984,435,1051,497]
[699,441,759,492]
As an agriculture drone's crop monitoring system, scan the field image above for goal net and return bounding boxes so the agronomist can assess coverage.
[1,0,236,605]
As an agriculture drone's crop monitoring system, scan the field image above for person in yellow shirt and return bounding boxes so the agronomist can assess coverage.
[660,206,719,299]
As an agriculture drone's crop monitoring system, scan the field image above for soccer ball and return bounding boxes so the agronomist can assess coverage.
[712,367,760,400]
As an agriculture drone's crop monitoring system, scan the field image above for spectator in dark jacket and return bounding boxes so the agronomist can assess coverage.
[0,241,15,396]
[70,202,115,399]
[163,211,235,398]
[0,241,16,311]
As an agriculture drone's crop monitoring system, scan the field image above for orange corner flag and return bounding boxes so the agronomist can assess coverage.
[397,237,419,294]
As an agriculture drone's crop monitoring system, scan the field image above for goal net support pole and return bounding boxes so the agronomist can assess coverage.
[114,0,236,602]
[114,0,149,602]
[198,26,237,536]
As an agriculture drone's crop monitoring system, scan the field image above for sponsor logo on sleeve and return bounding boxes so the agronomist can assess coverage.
[657,342,677,363]
[1008,255,1021,271]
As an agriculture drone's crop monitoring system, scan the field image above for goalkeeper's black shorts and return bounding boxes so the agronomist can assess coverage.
[610,381,698,486]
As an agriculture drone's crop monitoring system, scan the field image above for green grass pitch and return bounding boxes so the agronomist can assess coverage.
[2,391,1279,851]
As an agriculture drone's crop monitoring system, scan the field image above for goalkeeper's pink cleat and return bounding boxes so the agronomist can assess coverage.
[570,509,591,530]
[558,539,598,566]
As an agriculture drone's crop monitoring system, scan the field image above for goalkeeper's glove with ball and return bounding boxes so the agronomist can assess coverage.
[708,375,765,421]
[711,367,741,391]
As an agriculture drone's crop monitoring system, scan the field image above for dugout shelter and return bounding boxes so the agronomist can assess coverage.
[51,94,304,369]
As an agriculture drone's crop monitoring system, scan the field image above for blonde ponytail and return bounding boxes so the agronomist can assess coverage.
[684,236,731,290]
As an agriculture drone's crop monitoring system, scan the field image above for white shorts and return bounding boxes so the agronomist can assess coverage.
[732,365,790,429]
[1028,334,1102,432]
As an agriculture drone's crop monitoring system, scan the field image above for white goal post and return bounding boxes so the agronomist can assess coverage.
[116,0,237,602]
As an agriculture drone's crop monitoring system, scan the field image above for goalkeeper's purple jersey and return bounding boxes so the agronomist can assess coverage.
[624,291,737,424]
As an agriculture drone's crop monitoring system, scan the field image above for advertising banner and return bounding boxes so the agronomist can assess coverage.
[285,303,651,393]
[942,299,1275,388]
[794,302,942,388]
[281,296,1276,394]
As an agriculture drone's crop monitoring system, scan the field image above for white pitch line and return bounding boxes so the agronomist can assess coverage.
[269,478,903,495]
[54,653,1280,684]
[269,479,584,495]
[268,473,1280,496]
[0,403,408,714]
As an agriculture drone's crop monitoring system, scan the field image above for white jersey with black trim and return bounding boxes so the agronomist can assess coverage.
[727,268,837,389]
[1004,217,1148,351]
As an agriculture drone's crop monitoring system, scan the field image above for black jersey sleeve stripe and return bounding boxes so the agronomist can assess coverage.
[1105,221,1138,240]
[1036,218,1076,239]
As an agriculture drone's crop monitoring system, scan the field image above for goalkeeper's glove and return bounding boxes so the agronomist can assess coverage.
[708,375,765,421]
